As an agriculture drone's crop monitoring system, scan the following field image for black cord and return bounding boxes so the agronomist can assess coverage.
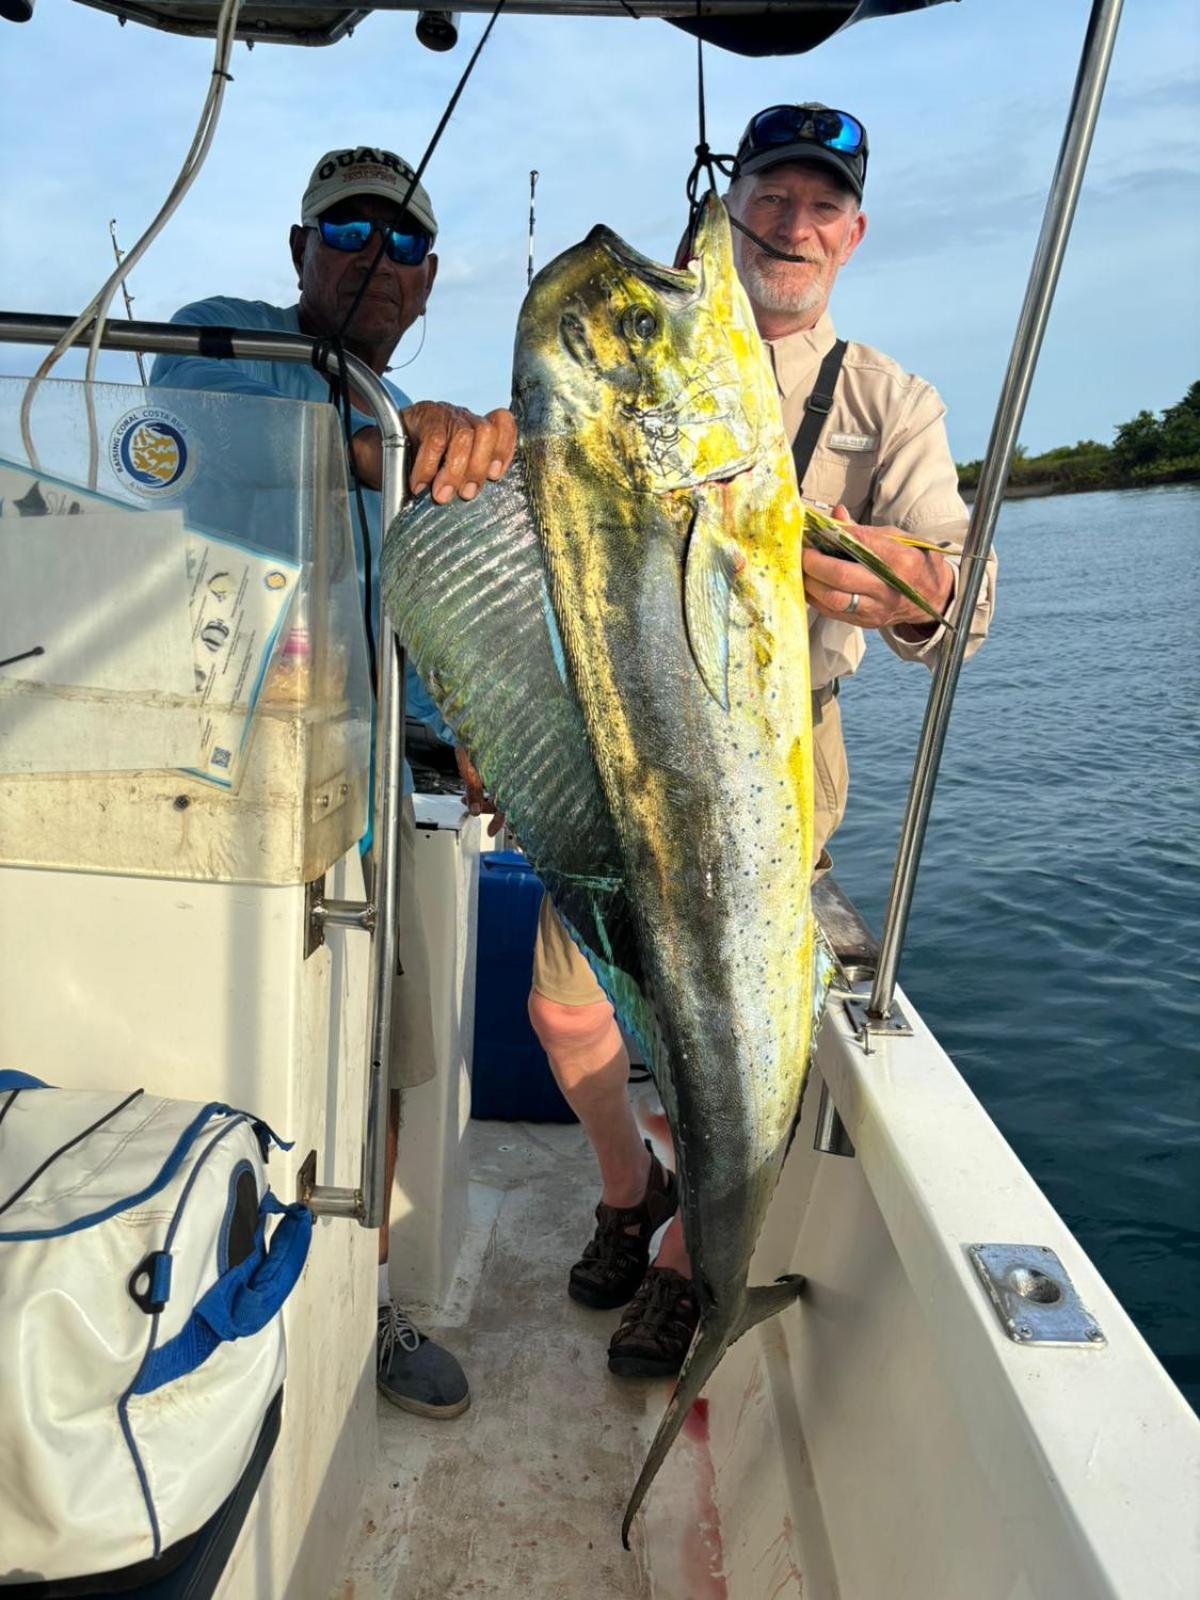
[680,0,823,269]
[682,4,737,245]
[727,211,818,264]
[0,644,44,671]
[340,349,379,691]
[683,159,813,266]
[313,336,379,690]
[316,0,510,701]
[334,0,510,348]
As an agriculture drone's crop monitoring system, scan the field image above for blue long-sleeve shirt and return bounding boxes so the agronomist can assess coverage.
[150,295,455,796]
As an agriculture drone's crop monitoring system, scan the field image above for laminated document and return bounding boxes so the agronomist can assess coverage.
[0,463,299,785]
[0,510,199,773]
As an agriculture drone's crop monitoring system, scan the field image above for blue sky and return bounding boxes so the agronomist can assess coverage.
[1,0,1196,460]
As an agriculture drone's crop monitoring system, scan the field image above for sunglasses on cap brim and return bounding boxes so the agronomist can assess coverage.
[317,216,432,267]
[740,106,867,164]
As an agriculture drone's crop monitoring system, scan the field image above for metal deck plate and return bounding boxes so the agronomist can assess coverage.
[968,1243,1106,1347]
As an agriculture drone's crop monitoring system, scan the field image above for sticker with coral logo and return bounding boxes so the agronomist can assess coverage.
[110,406,194,497]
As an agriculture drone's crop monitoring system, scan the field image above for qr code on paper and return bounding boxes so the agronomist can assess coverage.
[212,747,232,770]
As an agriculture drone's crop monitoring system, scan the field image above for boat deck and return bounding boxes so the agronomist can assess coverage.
[336,1117,744,1600]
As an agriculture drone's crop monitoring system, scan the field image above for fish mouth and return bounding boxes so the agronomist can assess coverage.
[587,224,702,301]
[589,191,730,303]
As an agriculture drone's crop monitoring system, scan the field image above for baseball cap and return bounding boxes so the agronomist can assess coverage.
[301,147,438,239]
[735,104,868,201]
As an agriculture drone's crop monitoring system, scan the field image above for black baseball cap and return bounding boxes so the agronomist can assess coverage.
[735,104,869,200]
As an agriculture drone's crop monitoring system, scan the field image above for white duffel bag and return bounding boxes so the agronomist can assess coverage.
[0,1071,312,1590]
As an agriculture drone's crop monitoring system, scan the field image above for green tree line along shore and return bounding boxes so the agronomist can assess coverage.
[956,379,1200,500]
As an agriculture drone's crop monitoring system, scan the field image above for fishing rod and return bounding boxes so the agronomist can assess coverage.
[107,220,148,384]
[527,168,539,287]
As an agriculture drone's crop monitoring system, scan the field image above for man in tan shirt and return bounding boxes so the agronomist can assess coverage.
[518,103,997,1376]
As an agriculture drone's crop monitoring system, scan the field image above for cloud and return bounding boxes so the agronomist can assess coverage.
[1,0,1196,456]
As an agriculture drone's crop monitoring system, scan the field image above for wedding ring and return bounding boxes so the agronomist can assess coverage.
[845,592,861,616]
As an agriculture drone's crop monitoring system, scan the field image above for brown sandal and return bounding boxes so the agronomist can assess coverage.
[567,1142,678,1310]
[607,1266,700,1378]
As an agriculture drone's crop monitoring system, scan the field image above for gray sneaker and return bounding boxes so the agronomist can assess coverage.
[377,1300,470,1419]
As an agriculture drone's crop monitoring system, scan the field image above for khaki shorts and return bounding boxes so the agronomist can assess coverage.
[531,688,850,1004]
[531,889,607,1007]
[385,799,438,1089]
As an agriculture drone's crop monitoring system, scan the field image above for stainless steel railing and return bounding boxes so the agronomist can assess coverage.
[0,311,405,1228]
[867,0,1126,1026]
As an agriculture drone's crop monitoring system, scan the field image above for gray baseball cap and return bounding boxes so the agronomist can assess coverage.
[735,104,868,200]
[301,147,438,239]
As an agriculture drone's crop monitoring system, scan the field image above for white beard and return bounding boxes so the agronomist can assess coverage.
[737,245,830,319]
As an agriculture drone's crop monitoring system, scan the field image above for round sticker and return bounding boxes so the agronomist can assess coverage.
[110,407,194,496]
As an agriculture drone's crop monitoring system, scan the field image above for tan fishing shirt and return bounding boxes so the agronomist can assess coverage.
[765,312,997,689]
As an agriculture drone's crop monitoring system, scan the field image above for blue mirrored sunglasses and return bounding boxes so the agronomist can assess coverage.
[317,217,432,267]
[744,106,867,160]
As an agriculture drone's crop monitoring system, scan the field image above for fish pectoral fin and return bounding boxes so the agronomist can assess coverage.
[682,492,745,711]
[731,1274,807,1344]
[803,507,956,633]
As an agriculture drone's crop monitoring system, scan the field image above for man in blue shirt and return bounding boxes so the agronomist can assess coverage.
[152,145,517,1422]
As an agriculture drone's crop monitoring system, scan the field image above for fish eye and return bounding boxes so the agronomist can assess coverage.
[622,306,658,342]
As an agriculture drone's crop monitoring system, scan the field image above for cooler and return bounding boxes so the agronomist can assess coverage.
[471,851,576,1123]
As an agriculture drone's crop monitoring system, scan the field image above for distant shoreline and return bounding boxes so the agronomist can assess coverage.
[960,464,1200,505]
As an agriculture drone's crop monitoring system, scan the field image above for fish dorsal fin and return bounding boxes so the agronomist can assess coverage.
[682,491,745,711]
[382,459,645,991]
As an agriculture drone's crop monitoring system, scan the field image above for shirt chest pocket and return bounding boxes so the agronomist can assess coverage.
[801,437,879,522]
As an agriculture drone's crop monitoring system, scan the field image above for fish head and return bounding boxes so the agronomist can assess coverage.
[514,194,778,494]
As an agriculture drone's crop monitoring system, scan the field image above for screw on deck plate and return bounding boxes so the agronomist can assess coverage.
[969,1244,1106,1348]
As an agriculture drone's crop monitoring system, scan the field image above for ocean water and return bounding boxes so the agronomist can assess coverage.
[832,484,1200,1411]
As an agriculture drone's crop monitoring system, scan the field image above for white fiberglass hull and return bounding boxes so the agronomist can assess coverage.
[339,966,1199,1600]
[2,843,1195,1599]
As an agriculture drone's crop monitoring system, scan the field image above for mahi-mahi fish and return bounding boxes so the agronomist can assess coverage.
[381,194,947,1544]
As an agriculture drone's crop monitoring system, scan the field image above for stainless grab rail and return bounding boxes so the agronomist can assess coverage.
[867,0,1125,1025]
[0,312,406,1228]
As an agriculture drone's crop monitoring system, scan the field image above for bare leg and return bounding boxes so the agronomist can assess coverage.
[631,1102,691,1273]
[651,1212,690,1275]
[527,991,650,1209]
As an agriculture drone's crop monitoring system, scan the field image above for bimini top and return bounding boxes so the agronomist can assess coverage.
[51,0,956,55]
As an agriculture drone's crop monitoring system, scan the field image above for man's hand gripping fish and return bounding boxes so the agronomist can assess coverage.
[381,195,948,1544]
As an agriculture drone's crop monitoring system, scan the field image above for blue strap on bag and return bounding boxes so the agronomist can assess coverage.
[133,1194,313,1394]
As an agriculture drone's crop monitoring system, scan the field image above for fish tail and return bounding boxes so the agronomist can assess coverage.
[620,1277,805,1549]
[621,1315,733,1549]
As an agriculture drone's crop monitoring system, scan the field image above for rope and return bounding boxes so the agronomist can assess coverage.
[680,0,829,269]
[684,5,725,220]
[681,3,738,254]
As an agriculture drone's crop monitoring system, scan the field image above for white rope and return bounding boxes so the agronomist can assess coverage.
[19,0,244,484]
